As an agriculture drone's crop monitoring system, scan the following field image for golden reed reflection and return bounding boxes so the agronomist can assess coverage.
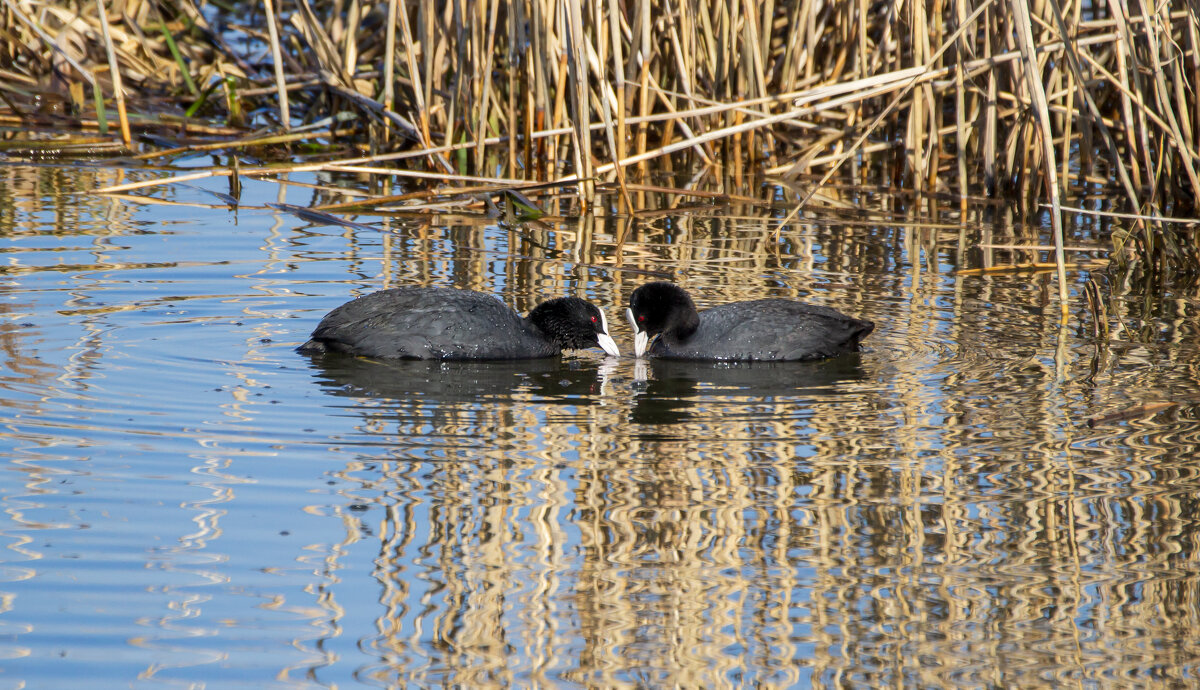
[5,160,1200,685]
[325,409,1200,687]
[291,182,1200,687]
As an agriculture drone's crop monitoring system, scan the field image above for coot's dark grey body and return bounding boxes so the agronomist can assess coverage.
[627,282,873,361]
[300,287,619,360]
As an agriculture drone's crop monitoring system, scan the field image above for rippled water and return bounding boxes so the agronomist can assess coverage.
[3,163,1200,687]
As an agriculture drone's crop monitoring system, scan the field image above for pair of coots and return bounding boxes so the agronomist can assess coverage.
[299,282,873,362]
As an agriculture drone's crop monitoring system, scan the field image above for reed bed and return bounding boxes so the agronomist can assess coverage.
[2,1,1199,277]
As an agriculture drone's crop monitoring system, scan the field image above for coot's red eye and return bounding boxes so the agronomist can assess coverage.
[638,315,645,322]
[590,316,597,323]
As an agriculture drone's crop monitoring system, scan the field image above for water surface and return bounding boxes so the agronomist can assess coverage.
[1,163,1199,687]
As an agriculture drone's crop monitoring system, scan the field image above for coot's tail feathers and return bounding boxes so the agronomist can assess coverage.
[298,339,328,354]
[850,319,875,348]
[830,315,874,353]
[781,314,874,361]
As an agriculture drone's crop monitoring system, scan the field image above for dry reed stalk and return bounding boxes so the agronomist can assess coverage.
[1189,15,1200,150]
[129,126,359,160]
[342,0,360,86]
[907,0,928,193]
[95,169,229,195]
[530,0,552,179]
[954,0,969,208]
[505,0,519,176]
[400,0,447,173]
[564,0,595,204]
[418,1,438,141]
[605,0,632,211]
[1051,205,1200,225]
[1056,1,1077,198]
[262,0,290,129]
[292,0,348,85]
[1138,5,1200,197]
[1110,4,1152,197]
[323,165,529,185]
[770,0,997,234]
[3,0,92,87]
[633,0,651,165]
[517,0,535,179]
[549,49,569,181]
[94,156,532,197]
[983,6,998,195]
[562,101,844,182]
[474,0,500,175]
[1009,0,1068,318]
[1044,1,1141,220]
[95,0,130,145]
[381,0,397,141]
[7,0,1200,284]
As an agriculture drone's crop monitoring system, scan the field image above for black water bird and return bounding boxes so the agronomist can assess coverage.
[300,287,620,359]
[626,282,873,361]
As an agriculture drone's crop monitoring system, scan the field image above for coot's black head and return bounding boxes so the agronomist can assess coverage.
[626,282,700,357]
[528,297,620,356]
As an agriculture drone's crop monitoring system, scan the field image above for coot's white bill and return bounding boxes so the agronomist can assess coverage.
[597,331,621,357]
[589,306,619,356]
[626,307,650,358]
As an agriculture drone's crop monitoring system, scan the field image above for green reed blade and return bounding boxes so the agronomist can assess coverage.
[159,19,199,97]
[91,81,107,135]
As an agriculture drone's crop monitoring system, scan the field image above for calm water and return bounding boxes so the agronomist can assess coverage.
[2,163,1200,688]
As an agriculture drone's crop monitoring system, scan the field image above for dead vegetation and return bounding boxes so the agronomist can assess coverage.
[2,1,1199,282]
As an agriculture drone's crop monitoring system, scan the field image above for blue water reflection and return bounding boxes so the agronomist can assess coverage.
[0,164,1199,687]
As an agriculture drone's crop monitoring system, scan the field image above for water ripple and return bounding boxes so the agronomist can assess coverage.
[2,166,1200,686]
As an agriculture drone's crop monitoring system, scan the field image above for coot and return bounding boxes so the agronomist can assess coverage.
[625,282,873,361]
[300,287,620,359]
